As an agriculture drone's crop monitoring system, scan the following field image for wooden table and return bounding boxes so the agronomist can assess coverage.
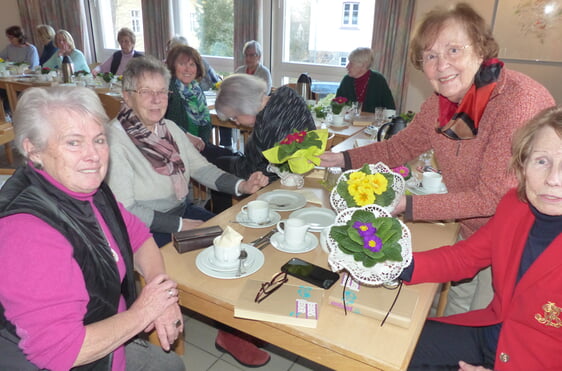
[160,178,459,370]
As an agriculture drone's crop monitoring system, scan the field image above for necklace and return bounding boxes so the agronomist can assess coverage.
[354,71,371,102]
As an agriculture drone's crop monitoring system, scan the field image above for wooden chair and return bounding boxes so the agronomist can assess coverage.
[97,93,123,119]
[0,122,15,165]
[6,81,32,113]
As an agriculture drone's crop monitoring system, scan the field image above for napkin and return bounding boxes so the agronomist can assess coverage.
[215,226,243,247]
[296,190,323,206]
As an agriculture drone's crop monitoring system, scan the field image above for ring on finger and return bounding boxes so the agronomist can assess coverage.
[167,288,174,298]
[174,319,182,328]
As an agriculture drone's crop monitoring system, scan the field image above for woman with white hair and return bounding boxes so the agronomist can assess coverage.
[336,47,395,113]
[0,86,184,370]
[93,27,143,76]
[234,40,272,94]
[43,29,90,73]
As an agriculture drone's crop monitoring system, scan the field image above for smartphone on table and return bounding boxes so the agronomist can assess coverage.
[281,258,340,289]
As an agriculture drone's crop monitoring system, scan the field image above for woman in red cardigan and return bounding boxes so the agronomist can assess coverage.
[405,106,562,370]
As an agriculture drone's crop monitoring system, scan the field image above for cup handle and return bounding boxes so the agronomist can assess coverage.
[277,220,285,234]
[241,205,248,214]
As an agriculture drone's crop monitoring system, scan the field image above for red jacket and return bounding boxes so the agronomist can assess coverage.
[409,189,562,370]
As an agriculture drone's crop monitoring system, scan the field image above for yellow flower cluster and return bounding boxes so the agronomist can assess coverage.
[0,58,4,63]
[347,172,388,206]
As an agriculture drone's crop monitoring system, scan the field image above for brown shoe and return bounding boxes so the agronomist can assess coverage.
[215,330,271,367]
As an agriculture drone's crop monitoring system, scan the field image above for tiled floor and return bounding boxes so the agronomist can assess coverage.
[0,147,333,371]
[180,309,333,371]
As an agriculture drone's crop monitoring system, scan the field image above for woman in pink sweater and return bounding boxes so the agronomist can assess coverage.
[320,4,554,314]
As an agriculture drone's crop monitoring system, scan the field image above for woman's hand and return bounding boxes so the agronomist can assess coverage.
[320,152,345,168]
[187,133,206,152]
[181,218,204,231]
[458,361,493,371]
[391,194,406,216]
[238,171,269,194]
[130,274,181,350]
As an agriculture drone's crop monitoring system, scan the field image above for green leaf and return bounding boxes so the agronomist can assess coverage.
[362,256,377,267]
[373,218,402,245]
[359,164,372,174]
[362,248,384,260]
[383,243,404,262]
[336,177,355,206]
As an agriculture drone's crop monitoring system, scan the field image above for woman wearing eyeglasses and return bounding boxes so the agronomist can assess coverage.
[106,56,268,247]
[320,3,554,315]
[234,40,272,95]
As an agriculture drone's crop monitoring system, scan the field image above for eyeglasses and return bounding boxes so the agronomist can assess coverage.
[420,44,471,67]
[126,88,171,99]
[245,53,258,58]
[254,272,289,303]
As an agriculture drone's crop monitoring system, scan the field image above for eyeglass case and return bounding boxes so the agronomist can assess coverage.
[172,225,223,254]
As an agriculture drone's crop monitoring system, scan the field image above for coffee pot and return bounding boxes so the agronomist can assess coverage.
[61,55,74,83]
[377,116,407,141]
[296,73,312,100]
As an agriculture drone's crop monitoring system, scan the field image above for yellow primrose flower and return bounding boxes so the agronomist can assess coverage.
[0,58,4,63]
[349,171,367,182]
[368,173,388,195]
[352,185,376,206]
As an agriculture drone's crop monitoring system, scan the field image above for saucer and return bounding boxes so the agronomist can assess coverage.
[270,232,318,253]
[195,244,264,279]
[235,210,280,228]
[257,190,307,211]
[406,178,448,195]
[207,248,256,270]
[289,207,336,232]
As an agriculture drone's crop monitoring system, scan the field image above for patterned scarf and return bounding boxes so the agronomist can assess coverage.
[437,58,504,140]
[175,78,211,128]
[118,105,188,200]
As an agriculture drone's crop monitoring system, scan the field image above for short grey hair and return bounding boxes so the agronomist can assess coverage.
[117,27,135,45]
[122,56,171,92]
[348,47,374,69]
[214,74,267,120]
[243,40,263,57]
[166,35,188,53]
[13,87,109,159]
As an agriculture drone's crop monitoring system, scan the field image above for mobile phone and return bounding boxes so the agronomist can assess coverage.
[281,258,340,289]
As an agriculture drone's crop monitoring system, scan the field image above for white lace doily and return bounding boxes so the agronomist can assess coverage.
[266,164,304,189]
[326,204,412,286]
[329,162,405,214]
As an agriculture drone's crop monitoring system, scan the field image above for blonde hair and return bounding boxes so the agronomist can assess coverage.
[36,24,55,44]
[55,29,76,50]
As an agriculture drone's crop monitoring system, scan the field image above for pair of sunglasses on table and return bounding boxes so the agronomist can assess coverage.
[254,272,402,327]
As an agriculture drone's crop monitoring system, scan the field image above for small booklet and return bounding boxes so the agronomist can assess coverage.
[234,280,324,328]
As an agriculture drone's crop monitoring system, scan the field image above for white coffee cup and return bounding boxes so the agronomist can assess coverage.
[422,172,443,193]
[384,109,396,120]
[212,236,241,266]
[277,218,309,249]
[241,200,270,223]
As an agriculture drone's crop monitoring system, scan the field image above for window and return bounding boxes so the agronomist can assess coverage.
[170,0,234,76]
[131,10,142,33]
[343,3,359,26]
[89,0,145,64]
[270,0,375,86]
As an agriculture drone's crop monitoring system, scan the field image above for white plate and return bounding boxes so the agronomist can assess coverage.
[289,207,336,232]
[235,210,281,228]
[257,190,307,211]
[270,232,318,253]
[406,178,448,195]
[196,244,264,279]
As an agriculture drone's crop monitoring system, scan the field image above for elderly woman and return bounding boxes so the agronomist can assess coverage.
[93,27,143,76]
[404,106,562,370]
[36,24,57,66]
[43,29,90,73]
[0,25,39,67]
[106,56,270,368]
[321,3,554,315]
[234,40,272,94]
[214,73,316,180]
[336,47,395,113]
[0,87,184,370]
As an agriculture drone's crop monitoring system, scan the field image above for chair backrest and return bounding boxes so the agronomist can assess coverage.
[97,92,122,119]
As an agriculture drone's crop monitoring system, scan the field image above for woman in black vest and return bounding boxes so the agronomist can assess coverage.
[93,27,143,76]
[0,86,184,370]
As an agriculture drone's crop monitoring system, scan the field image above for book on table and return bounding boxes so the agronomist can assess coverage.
[328,274,419,328]
[234,280,324,328]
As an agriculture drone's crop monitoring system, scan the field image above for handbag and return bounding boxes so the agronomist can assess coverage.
[172,225,223,253]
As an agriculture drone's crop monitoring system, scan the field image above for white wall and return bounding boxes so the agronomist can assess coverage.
[402,0,562,114]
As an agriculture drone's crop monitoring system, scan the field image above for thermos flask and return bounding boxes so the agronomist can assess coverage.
[61,55,74,83]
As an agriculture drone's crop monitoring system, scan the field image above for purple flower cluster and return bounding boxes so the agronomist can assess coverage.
[353,221,383,252]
